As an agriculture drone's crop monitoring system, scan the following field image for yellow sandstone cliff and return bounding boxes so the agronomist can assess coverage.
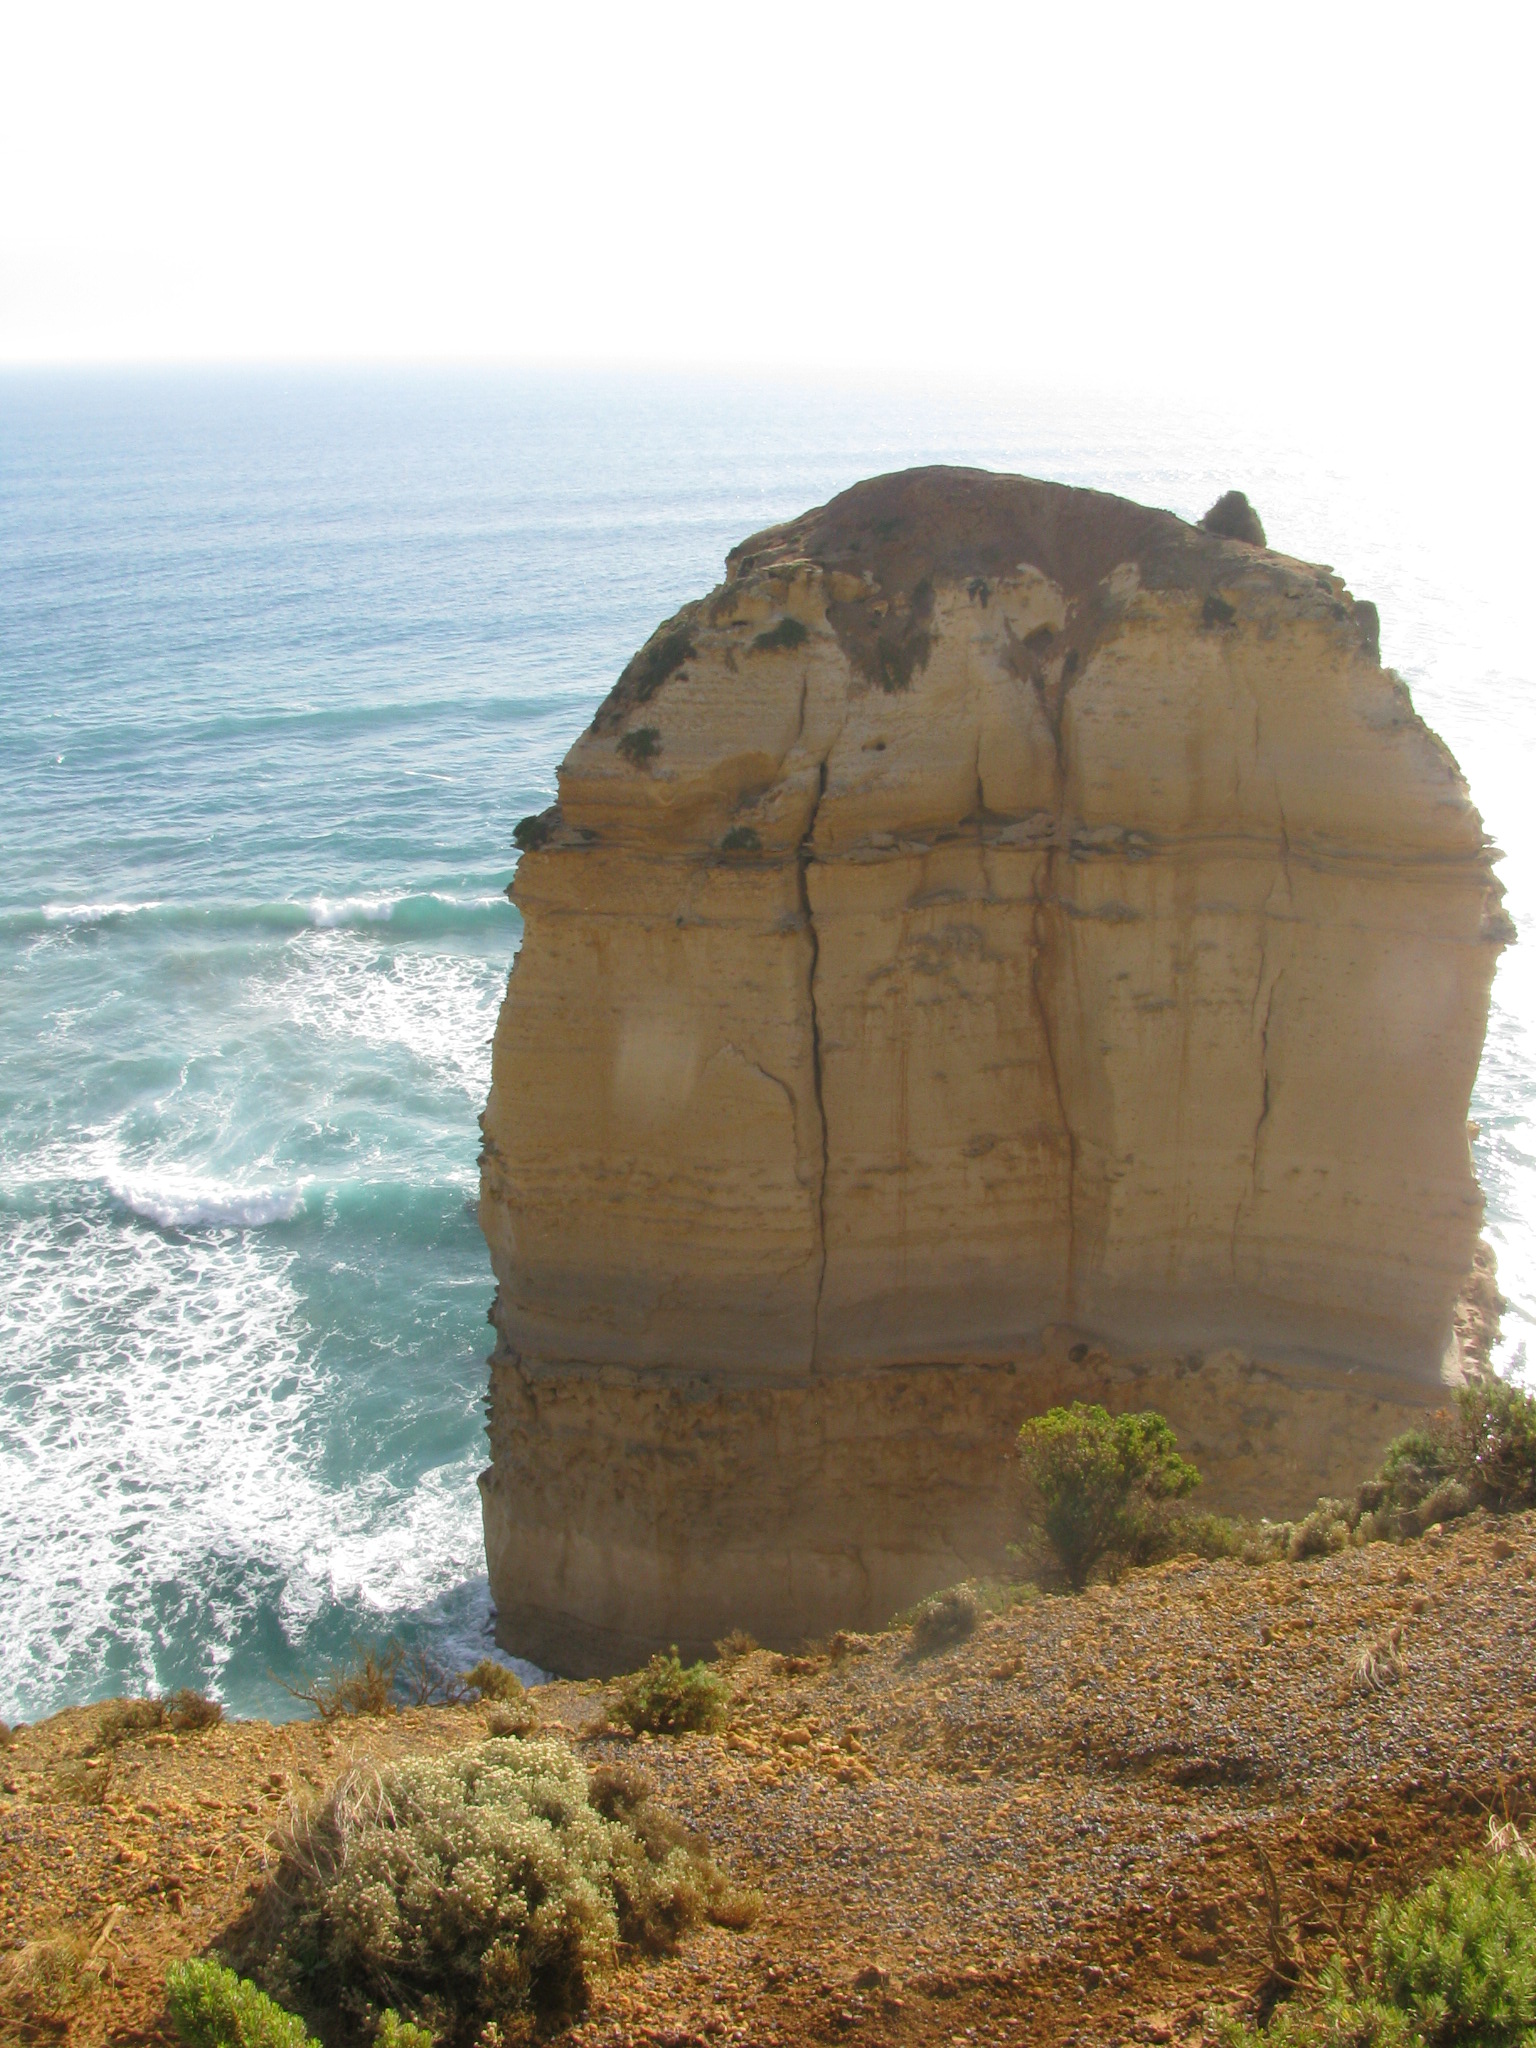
[478,467,1509,1673]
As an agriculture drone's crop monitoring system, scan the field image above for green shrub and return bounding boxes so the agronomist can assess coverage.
[512,810,555,854]
[1220,1842,1536,2047]
[751,617,809,653]
[906,1586,979,1655]
[1017,1402,1200,1589]
[1199,490,1267,547]
[166,1959,316,2048]
[257,1741,746,2043]
[610,1649,728,1735]
[459,1659,526,1706]
[617,726,661,767]
[620,628,694,704]
[1375,1846,1536,2038]
[1342,1376,1536,1546]
[1459,1376,1536,1510]
[1289,1499,1353,1561]
[377,2013,435,2048]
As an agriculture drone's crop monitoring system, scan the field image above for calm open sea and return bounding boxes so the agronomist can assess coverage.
[2,368,1532,1724]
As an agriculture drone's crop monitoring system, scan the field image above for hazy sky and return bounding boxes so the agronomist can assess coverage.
[2,0,1530,418]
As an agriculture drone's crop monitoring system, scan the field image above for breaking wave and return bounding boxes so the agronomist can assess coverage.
[5,893,515,943]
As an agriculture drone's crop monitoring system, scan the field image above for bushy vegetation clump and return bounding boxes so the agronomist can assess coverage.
[1220,1838,1536,2046]
[609,1649,728,1735]
[459,1659,526,1707]
[617,725,661,767]
[751,617,809,653]
[93,1688,223,1749]
[1017,1402,1201,1588]
[256,1742,748,2044]
[167,1959,318,2048]
[1286,1378,1536,1560]
[1015,1376,1536,1591]
[906,1586,980,1655]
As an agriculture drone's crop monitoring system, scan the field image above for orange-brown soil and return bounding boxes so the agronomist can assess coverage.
[4,1510,1534,2048]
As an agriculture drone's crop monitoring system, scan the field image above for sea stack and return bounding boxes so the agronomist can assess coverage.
[478,467,1509,1675]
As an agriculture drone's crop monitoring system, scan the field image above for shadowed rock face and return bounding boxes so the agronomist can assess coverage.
[478,467,1510,1676]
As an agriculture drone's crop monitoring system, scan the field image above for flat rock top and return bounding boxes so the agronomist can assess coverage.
[726,464,1204,602]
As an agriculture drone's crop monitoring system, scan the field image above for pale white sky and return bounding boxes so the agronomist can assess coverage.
[1,0,1530,418]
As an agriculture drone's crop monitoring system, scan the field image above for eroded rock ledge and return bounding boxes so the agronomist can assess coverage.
[479,467,1508,1674]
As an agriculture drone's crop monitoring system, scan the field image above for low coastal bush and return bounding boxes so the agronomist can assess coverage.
[166,1959,317,2048]
[93,1688,223,1749]
[459,1658,526,1706]
[610,1649,728,1735]
[1017,1402,1201,1588]
[617,725,661,766]
[713,1628,760,1662]
[282,1642,403,1720]
[1219,1835,1536,2046]
[620,627,694,704]
[1282,1378,1536,1560]
[253,1741,748,2044]
[1016,1375,1536,1591]
[906,1586,979,1656]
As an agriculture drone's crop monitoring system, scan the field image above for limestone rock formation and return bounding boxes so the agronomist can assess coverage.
[479,467,1509,1674]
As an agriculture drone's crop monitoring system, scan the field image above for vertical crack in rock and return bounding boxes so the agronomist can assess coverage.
[1030,856,1077,1316]
[1028,619,1083,1315]
[1231,956,1285,1274]
[798,756,831,1364]
[1252,969,1282,1167]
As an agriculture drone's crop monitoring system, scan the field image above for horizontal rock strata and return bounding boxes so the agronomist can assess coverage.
[479,467,1509,1674]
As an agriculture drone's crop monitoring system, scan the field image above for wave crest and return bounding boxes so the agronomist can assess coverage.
[106,1170,307,1231]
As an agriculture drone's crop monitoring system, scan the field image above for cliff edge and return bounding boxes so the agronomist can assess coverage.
[478,467,1509,1673]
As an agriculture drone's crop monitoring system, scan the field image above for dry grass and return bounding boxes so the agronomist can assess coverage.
[90,1690,222,1751]
[280,1643,402,1720]
[0,1909,121,2033]
[905,1586,979,1657]
[1352,1624,1408,1694]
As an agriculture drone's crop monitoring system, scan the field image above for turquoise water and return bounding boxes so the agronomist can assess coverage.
[3,369,1533,1723]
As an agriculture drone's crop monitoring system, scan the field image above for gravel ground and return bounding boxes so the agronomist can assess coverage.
[3,1510,1533,2047]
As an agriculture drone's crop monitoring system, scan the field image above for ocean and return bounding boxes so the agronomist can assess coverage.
[2,367,1532,1725]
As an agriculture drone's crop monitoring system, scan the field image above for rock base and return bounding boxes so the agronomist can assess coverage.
[482,1341,1450,1675]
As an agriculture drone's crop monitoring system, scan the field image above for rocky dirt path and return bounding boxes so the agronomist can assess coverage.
[4,1511,1533,2047]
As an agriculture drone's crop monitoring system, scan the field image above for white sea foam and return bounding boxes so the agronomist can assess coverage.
[306,893,397,928]
[42,900,160,925]
[283,931,504,1100]
[0,1195,512,1719]
[104,1167,308,1231]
